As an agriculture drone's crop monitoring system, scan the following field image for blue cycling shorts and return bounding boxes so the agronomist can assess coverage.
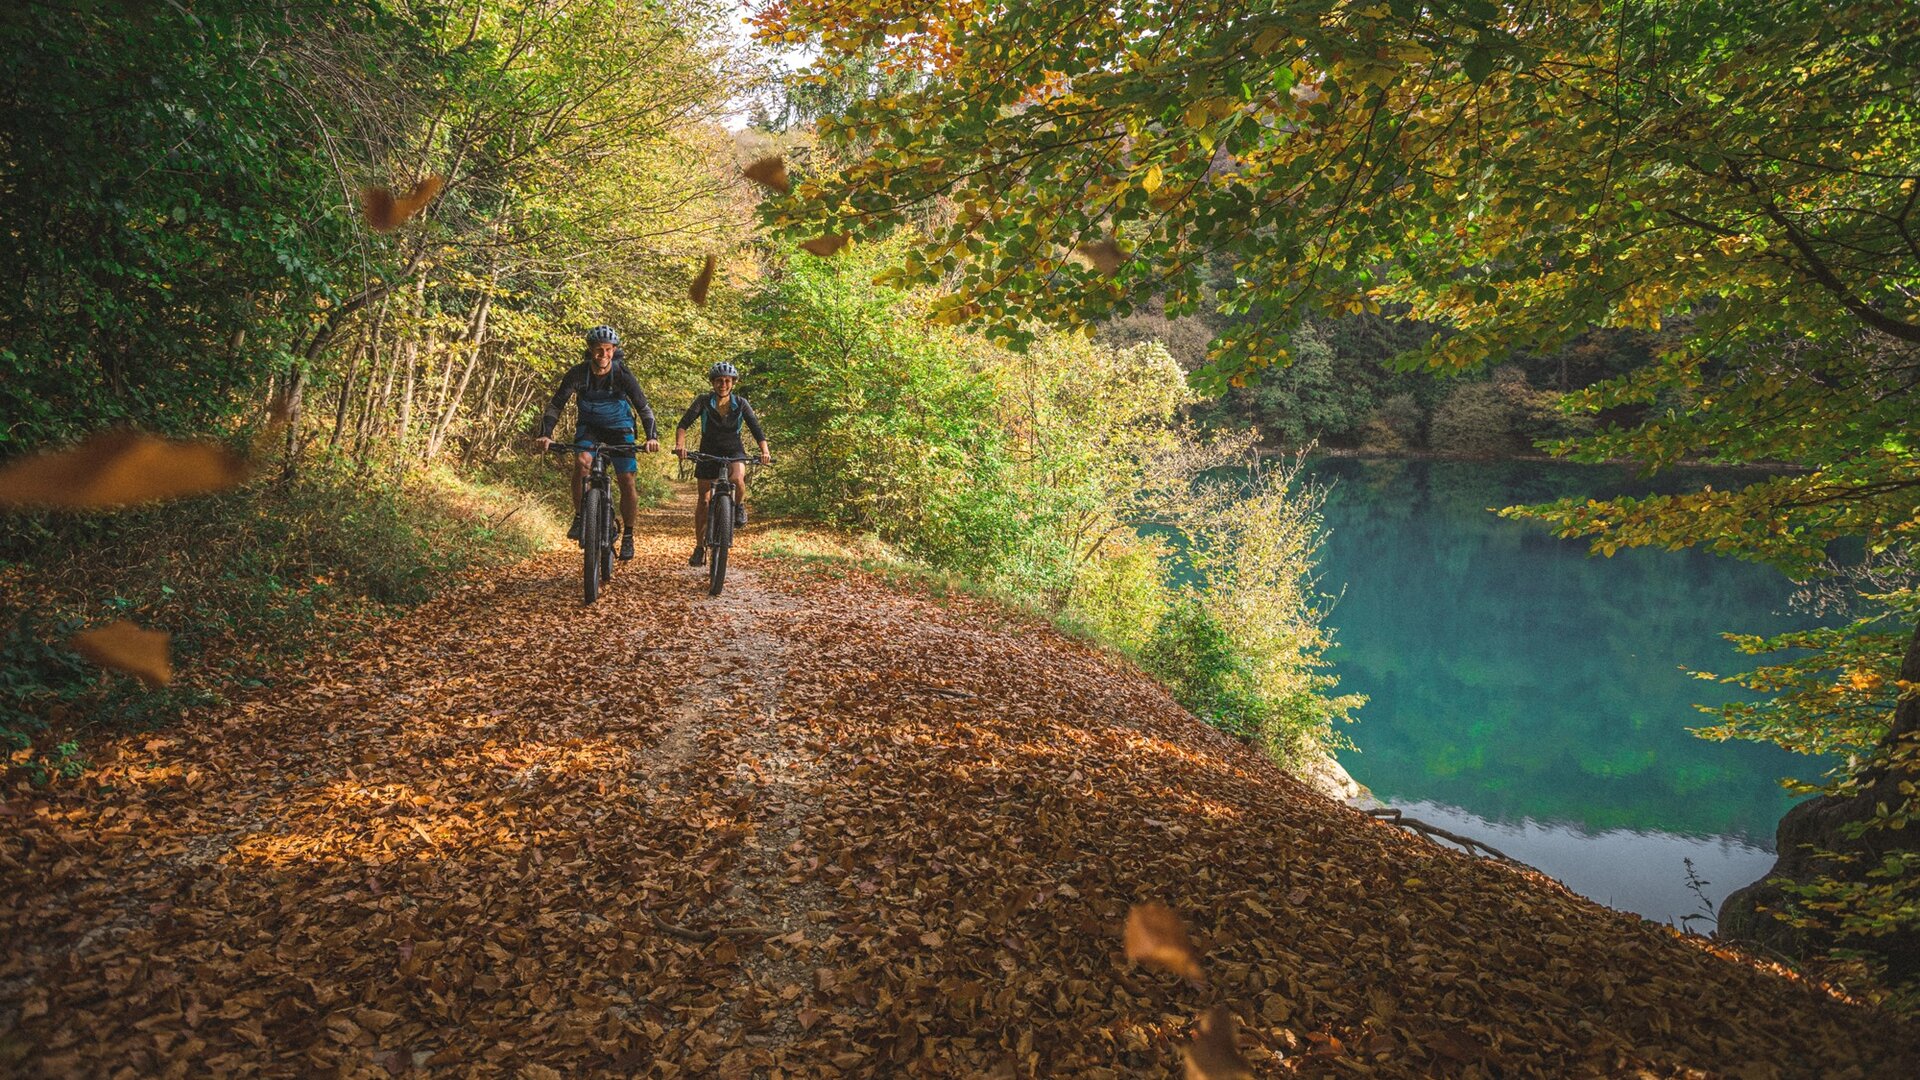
[573,424,639,475]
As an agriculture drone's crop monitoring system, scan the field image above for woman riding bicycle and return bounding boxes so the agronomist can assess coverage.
[674,361,770,567]
[533,326,660,561]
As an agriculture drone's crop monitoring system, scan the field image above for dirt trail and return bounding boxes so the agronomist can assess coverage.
[3,491,1917,1078]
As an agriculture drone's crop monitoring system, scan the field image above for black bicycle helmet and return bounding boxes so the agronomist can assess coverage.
[586,325,620,346]
[708,361,740,379]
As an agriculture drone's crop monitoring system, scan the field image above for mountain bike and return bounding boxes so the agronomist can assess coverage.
[682,451,758,597]
[548,440,634,604]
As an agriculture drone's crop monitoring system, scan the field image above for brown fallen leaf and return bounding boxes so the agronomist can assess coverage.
[742,154,791,194]
[0,431,250,509]
[71,621,172,687]
[690,253,717,306]
[361,175,445,231]
[1074,238,1126,274]
[1124,901,1205,985]
[1183,1006,1253,1080]
[799,233,850,257]
[1424,1026,1482,1063]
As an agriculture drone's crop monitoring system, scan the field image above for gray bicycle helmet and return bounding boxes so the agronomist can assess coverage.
[708,361,740,379]
[586,325,620,346]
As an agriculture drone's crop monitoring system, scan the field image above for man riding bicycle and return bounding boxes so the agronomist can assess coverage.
[674,361,770,567]
[533,325,660,561]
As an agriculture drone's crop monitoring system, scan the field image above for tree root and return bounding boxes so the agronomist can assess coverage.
[1366,807,1517,864]
[646,912,774,944]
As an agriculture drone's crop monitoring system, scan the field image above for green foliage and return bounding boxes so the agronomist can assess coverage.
[1241,325,1374,447]
[747,240,1357,760]
[1427,366,1572,458]
[1164,314,1634,455]
[1693,597,1919,760]
[0,2,384,446]
[0,0,750,471]
[1359,393,1423,454]
[754,0,1920,969]
[765,0,1919,379]
[1163,457,1366,763]
[746,240,1019,574]
[1142,597,1267,738]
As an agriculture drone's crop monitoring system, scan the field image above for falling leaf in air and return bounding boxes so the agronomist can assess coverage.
[800,234,850,257]
[1124,901,1205,984]
[361,175,446,231]
[742,155,791,194]
[1183,1006,1253,1080]
[0,431,250,509]
[690,253,717,306]
[71,621,172,687]
[1074,237,1125,274]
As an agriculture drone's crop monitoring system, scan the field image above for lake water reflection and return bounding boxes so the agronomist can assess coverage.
[1309,457,1825,928]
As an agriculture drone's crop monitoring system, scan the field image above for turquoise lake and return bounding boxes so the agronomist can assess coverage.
[1304,457,1826,929]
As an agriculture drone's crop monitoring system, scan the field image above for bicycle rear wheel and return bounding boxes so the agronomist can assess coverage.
[707,491,732,596]
[581,488,604,604]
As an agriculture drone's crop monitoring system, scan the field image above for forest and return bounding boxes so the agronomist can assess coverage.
[3,0,1919,1066]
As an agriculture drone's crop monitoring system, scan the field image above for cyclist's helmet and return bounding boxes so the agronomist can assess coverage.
[586,325,621,346]
[708,361,740,379]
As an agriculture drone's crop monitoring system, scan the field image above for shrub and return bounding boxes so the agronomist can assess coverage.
[1430,378,1524,457]
[1161,456,1365,764]
[1359,392,1424,453]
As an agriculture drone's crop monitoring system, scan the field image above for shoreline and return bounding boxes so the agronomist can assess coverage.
[1263,445,1808,473]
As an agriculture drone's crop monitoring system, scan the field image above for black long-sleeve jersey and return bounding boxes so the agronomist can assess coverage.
[677,392,765,455]
[538,361,659,440]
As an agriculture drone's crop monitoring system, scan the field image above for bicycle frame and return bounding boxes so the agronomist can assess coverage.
[683,451,758,596]
[685,452,753,529]
[549,441,632,603]
[550,441,631,521]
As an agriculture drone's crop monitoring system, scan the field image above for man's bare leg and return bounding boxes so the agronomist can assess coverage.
[572,453,591,513]
[616,472,638,534]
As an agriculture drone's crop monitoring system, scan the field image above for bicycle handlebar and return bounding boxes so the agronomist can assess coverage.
[679,451,757,462]
[546,440,647,455]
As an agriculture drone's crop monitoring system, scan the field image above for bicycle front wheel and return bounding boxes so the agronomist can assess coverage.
[707,491,732,596]
[708,542,728,596]
[600,501,616,584]
[581,488,604,604]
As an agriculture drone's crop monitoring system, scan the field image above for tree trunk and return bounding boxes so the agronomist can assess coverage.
[388,276,427,451]
[353,296,394,462]
[397,333,422,448]
[425,287,492,461]
[422,332,452,450]
[358,327,397,464]
[464,361,502,465]
[329,337,366,451]
[336,297,389,451]
[1720,617,1920,980]
[279,363,307,481]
